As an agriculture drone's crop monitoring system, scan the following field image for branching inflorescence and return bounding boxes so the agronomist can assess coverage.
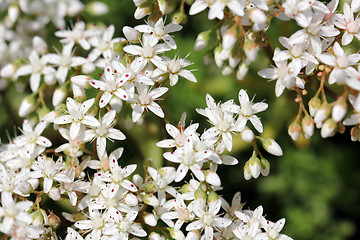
[0,0,359,239]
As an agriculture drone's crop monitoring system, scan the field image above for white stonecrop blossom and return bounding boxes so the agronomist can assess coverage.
[237,89,268,133]
[53,97,99,139]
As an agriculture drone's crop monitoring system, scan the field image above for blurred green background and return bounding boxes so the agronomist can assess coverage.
[1,0,360,239]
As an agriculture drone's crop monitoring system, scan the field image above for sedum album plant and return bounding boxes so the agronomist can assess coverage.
[0,0,359,239]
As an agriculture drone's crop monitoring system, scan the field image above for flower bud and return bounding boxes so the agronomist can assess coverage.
[194,30,211,51]
[82,62,96,74]
[134,5,151,19]
[8,4,19,23]
[185,230,200,240]
[243,37,259,62]
[19,94,36,117]
[49,188,61,201]
[241,128,254,142]
[331,99,347,122]
[243,161,252,180]
[32,210,46,226]
[1,63,16,78]
[214,45,224,67]
[72,84,86,99]
[109,97,123,113]
[261,137,283,156]
[222,66,233,75]
[143,193,160,207]
[249,8,267,24]
[236,63,249,80]
[222,25,237,50]
[260,157,270,176]
[172,11,187,24]
[207,189,219,203]
[248,154,261,179]
[144,182,157,193]
[321,118,337,138]
[314,102,331,128]
[308,96,321,117]
[350,126,360,141]
[48,212,61,229]
[33,36,48,55]
[144,213,158,226]
[113,41,125,54]
[71,75,90,88]
[205,170,221,187]
[302,114,314,139]
[17,181,33,195]
[194,185,207,200]
[179,183,191,193]
[52,86,67,107]
[132,174,144,186]
[124,193,138,206]
[288,120,301,140]
[123,26,140,41]
[149,232,164,240]
[86,1,109,15]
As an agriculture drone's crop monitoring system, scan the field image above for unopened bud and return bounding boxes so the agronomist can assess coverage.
[72,84,86,99]
[288,120,301,141]
[8,4,19,23]
[179,183,191,193]
[48,212,61,229]
[149,232,165,240]
[144,213,157,226]
[261,137,283,156]
[52,86,67,107]
[86,1,109,15]
[194,185,207,200]
[205,170,221,186]
[314,102,331,128]
[1,63,16,78]
[124,193,138,206]
[134,5,151,19]
[236,63,249,80]
[350,126,360,141]
[321,118,337,138]
[113,41,125,54]
[19,95,36,117]
[143,193,160,207]
[214,44,224,67]
[308,96,321,117]
[32,210,45,226]
[123,26,140,41]
[144,182,157,193]
[207,190,219,202]
[148,10,163,24]
[249,8,267,24]
[222,25,237,50]
[260,158,270,176]
[243,37,259,62]
[33,36,48,55]
[49,188,61,201]
[71,75,90,88]
[172,11,187,24]
[132,174,144,186]
[332,99,347,122]
[301,114,314,139]
[243,161,252,180]
[241,128,254,142]
[17,181,33,195]
[194,30,211,51]
[248,153,261,179]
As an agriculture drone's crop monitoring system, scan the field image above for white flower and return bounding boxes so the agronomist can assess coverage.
[258,59,304,97]
[65,227,84,240]
[123,34,171,71]
[318,42,360,84]
[258,218,293,240]
[55,21,100,50]
[190,0,245,20]
[16,120,51,153]
[135,18,183,49]
[53,97,99,139]
[131,85,168,122]
[15,50,54,92]
[237,89,268,133]
[332,2,360,45]
[163,136,211,182]
[186,199,232,239]
[74,207,105,239]
[80,110,126,158]
[46,42,87,84]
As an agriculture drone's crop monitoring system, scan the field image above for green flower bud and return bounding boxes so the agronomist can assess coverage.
[194,185,207,200]
[207,189,219,202]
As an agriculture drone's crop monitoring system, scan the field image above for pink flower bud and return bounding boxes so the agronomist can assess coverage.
[314,102,331,128]
[71,75,90,88]
[302,114,314,139]
[48,212,61,229]
[288,120,301,141]
[222,25,237,50]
